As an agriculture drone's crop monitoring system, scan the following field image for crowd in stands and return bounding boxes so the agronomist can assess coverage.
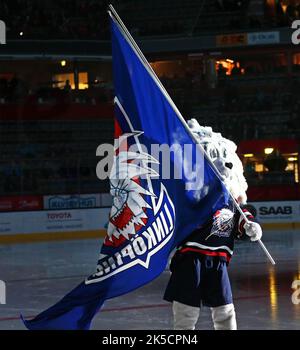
[1,60,300,125]
[1,0,109,40]
[0,75,113,104]
[1,64,298,196]
[0,117,113,195]
[1,19,299,196]
[275,0,300,26]
[0,0,297,40]
[0,76,29,102]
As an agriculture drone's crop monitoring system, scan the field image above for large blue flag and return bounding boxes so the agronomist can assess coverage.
[22,10,230,330]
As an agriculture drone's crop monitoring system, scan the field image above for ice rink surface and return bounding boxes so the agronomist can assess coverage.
[0,230,299,330]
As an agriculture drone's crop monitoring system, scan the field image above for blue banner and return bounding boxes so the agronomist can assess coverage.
[22,13,229,330]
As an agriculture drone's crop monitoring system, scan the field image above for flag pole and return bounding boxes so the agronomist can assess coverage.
[107,4,275,265]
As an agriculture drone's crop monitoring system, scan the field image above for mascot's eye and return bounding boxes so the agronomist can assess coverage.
[223,149,227,158]
[210,148,219,159]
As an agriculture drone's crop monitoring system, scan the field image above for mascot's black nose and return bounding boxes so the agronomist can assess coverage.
[225,162,233,169]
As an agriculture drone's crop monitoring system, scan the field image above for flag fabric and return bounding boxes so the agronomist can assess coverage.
[22,11,230,330]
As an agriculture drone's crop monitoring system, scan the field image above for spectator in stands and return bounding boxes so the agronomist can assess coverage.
[8,75,28,101]
[64,79,72,92]
[263,149,288,172]
[231,62,241,76]
[244,160,256,177]
[217,64,227,78]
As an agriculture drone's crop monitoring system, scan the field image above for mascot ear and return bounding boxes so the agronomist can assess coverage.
[187,118,200,132]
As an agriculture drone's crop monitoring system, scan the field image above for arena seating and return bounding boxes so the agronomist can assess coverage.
[0,0,296,40]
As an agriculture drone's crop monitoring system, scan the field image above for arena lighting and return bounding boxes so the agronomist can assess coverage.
[264,147,274,155]
[60,60,67,67]
[226,59,234,63]
[244,153,254,158]
[288,157,298,161]
[295,166,299,183]
[281,3,288,14]
[19,31,23,36]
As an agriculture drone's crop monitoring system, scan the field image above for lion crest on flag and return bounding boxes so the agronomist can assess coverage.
[105,131,159,247]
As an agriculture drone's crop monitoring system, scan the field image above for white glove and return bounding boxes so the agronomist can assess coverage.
[244,222,262,242]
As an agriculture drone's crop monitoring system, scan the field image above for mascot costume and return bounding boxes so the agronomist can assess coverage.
[164,119,262,330]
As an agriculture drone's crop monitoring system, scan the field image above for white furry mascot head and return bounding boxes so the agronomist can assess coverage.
[187,118,248,205]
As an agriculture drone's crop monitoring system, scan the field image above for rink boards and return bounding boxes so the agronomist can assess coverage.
[0,208,110,243]
[0,201,299,243]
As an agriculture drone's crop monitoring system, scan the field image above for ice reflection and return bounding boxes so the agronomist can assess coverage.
[268,266,278,322]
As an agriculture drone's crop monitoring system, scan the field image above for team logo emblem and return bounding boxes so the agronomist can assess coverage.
[86,98,175,284]
[206,208,234,240]
[105,131,158,247]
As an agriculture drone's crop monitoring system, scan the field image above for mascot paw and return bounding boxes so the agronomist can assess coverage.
[244,222,262,242]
